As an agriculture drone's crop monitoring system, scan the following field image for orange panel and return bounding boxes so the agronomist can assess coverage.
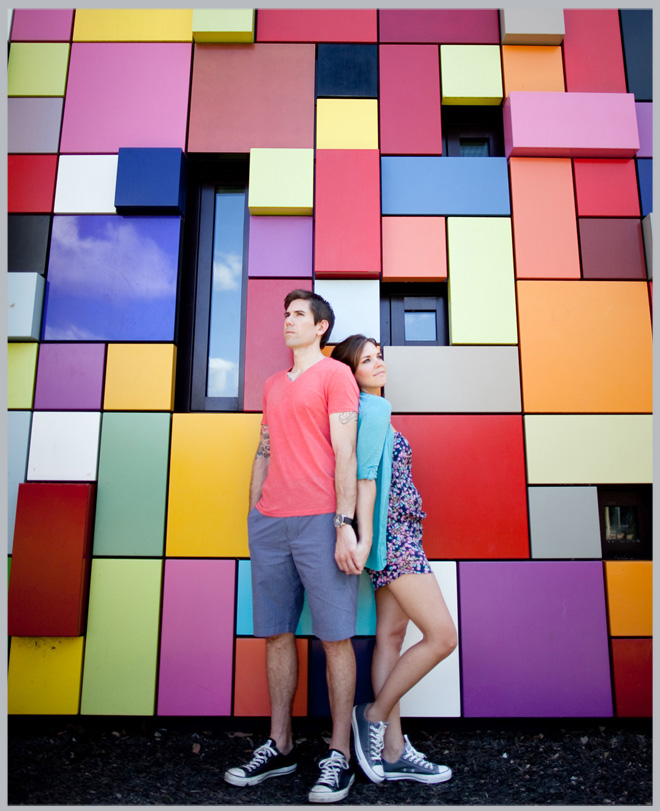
[381,217,446,282]
[517,281,653,413]
[501,46,565,95]
[509,158,580,279]
[233,638,308,716]
[605,562,652,637]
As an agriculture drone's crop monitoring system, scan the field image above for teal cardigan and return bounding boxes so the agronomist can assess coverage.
[356,391,394,571]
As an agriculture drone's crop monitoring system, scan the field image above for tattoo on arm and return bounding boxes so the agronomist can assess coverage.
[255,426,271,458]
[338,411,358,425]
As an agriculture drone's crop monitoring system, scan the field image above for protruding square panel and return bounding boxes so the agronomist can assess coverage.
[399,563,461,718]
[8,272,45,341]
[310,639,375,716]
[637,159,652,218]
[509,158,580,279]
[192,9,254,42]
[158,560,235,715]
[43,215,180,342]
[8,98,63,153]
[460,561,613,717]
[9,483,95,636]
[447,217,518,345]
[60,44,191,153]
[313,280,380,344]
[8,411,32,551]
[385,346,521,413]
[501,46,565,95]
[379,10,500,44]
[73,9,192,41]
[248,149,314,215]
[528,487,602,559]
[316,44,378,98]
[247,217,312,278]
[524,415,653,485]
[562,10,627,93]
[103,344,176,411]
[11,9,74,41]
[8,344,38,410]
[8,43,70,96]
[642,214,652,279]
[94,413,171,558]
[573,160,640,217]
[499,9,565,45]
[316,99,379,150]
[379,45,442,156]
[636,104,652,158]
[314,150,381,278]
[391,416,529,560]
[619,10,652,102]
[503,92,640,158]
[34,343,105,410]
[27,411,101,482]
[188,44,315,153]
[80,559,162,715]
[256,10,377,43]
[441,45,502,105]
[517,281,652,413]
[8,215,51,274]
[8,638,84,715]
[234,638,308,716]
[611,639,652,717]
[382,217,447,282]
[8,155,58,213]
[54,155,118,214]
[114,148,186,215]
[166,414,262,557]
[604,561,652,637]
[579,219,647,280]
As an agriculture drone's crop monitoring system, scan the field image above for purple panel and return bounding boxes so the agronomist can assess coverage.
[379,10,500,44]
[459,562,613,717]
[157,560,235,716]
[34,343,105,410]
[8,99,64,154]
[11,9,74,41]
[636,103,652,158]
[247,216,313,278]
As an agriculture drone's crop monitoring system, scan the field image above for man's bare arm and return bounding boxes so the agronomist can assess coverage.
[329,411,362,575]
[248,425,270,511]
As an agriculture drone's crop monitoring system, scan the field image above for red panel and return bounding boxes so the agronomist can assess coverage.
[314,150,381,278]
[611,638,652,717]
[256,10,377,42]
[8,483,95,636]
[188,44,315,153]
[379,45,442,156]
[563,10,627,93]
[379,10,500,44]
[390,415,530,560]
[573,160,641,217]
[8,155,58,213]
[579,219,647,279]
[234,638,308,716]
[243,278,313,412]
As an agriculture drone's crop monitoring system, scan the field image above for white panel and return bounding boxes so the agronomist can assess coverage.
[54,155,118,214]
[8,410,32,552]
[399,562,461,718]
[313,279,380,344]
[8,272,45,341]
[27,411,101,482]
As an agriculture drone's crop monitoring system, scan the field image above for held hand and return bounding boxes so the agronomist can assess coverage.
[334,525,362,575]
[354,539,371,573]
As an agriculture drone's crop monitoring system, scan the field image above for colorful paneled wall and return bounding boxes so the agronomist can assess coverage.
[7,8,652,720]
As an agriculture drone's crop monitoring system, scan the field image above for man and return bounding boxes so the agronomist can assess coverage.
[225,289,368,803]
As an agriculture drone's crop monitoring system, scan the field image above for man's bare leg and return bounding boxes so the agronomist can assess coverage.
[321,638,356,760]
[266,632,298,755]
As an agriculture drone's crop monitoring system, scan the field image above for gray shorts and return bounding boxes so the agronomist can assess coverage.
[247,508,359,642]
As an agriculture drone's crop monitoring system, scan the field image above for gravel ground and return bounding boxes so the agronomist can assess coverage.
[8,716,652,806]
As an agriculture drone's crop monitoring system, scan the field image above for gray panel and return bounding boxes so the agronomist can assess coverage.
[384,345,521,413]
[8,97,63,153]
[642,214,652,279]
[500,9,565,44]
[528,486,602,559]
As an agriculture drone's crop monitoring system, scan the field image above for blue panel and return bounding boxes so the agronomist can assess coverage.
[316,44,378,98]
[381,157,511,215]
[8,411,32,553]
[42,215,180,342]
[309,638,375,717]
[637,158,652,217]
[620,10,652,102]
[236,560,313,636]
[114,148,187,215]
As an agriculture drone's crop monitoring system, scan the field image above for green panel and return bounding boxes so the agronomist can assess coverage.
[440,45,503,105]
[93,413,171,556]
[80,559,163,715]
[8,343,38,409]
[8,43,70,97]
[447,217,518,345]
[248,148,314,215]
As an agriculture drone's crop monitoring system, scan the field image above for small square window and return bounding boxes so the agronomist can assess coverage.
[459,137,489,158]
[380,283,449,347]
[442,106,504,157]
[404,310,437,342]
[597,486,652,560]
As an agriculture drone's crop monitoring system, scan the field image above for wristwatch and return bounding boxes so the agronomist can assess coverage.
[333,513,356,529]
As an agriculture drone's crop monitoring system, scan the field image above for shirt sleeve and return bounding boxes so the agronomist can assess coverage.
[327,362,360,415]
[357,397,392,480]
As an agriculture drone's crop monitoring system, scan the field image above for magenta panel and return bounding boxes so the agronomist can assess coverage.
[34,343,105,411]
[157,560,236,716]
[379,45,442,156]
[636,103,652,158]
[11,9,74,41]
[247,216,313,279]
[379,10,500,43]
[563,10,627,93]
[460,562,613,717]
[256,9,377,42]
[60,43,192,154]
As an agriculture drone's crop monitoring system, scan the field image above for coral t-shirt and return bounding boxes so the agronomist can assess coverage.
[257,357,360,517]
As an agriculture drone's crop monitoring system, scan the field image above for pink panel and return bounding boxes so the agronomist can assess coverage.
[379,45,442,156]
[11,9,74,41]
[157,560,235,716]
[256,10,377,42]
[243,278,312,412]
[247,216,313,279]
[60,44,192,154]
[573,160,641,217]
[504,92,640,158]
[379,10,500,43]
[636,103,652,158]
[563,10,627,93]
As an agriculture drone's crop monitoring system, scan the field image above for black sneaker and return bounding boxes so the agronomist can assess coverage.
[351,702,387,783]
[382,735,452,784]
[308,749,355,803]
[224,738,297,786]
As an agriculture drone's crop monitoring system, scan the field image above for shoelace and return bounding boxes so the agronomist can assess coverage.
[402,741,435,770]
[245,741,278,772]
[317,753,347,786]
[369,721,387,760]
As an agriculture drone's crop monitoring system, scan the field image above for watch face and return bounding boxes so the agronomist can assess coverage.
[333,514,343,528]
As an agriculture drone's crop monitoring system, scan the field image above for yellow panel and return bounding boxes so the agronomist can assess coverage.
[8,637,84,714]
[605,561,652,637]
[166,413,263,557]
[316,99,379,150]
[103,344,176,411]
[441,45,503,105]
[8,343,38,409]
[248,148,314,215]
[73,9,193,41]
[525,415,653,484]
[192,9,255,42]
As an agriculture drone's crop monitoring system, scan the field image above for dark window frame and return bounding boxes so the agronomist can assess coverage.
[597,485,652,560]
[442,106,505,158]
[380,282,449,347]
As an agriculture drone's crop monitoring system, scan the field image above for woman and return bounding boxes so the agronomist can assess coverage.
[332,335,457,786]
